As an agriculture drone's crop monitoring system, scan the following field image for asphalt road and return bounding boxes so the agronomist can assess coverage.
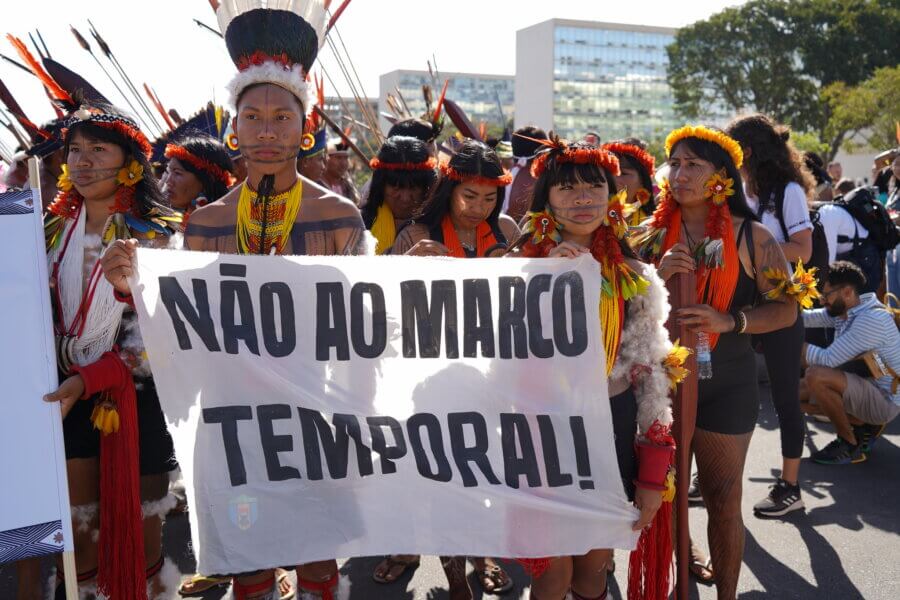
[3,360,899,599]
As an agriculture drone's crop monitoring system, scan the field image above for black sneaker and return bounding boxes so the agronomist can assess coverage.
[753,479,804,518]
[811,437,867,465]
[687,473,703,504]
[853,423,886,454]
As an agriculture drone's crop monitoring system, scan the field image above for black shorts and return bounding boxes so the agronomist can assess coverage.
[62,376,177,476]
[610,387,638,501]
[696,331,759,435]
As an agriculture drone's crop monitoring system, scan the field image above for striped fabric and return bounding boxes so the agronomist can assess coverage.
[804,293,900,405]
[0,520,64,563]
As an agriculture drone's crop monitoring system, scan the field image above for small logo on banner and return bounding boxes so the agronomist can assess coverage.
[229,495,258,531]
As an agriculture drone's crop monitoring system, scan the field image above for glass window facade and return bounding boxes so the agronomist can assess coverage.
[391,73,515,127]
[551,25,680,141]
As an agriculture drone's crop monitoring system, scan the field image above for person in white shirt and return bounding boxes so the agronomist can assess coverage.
[728,114,816,518]
[817,202,869,264]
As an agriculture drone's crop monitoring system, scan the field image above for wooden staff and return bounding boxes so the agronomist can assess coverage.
[665,271,698,600]
[313,104,370,168]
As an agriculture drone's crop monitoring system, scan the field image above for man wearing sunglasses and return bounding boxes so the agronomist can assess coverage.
[800,261,900,464]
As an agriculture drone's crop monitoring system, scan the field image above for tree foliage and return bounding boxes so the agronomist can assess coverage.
[823,66,900,156]
[667,0,900,145]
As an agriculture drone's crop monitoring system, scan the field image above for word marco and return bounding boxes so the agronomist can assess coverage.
[157,262,591,361]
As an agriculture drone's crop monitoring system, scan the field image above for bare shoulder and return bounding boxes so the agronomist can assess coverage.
[497,214,521,242]
[300,179,362,222]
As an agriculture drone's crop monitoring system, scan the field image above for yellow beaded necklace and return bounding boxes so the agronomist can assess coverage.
[235,179,303,255]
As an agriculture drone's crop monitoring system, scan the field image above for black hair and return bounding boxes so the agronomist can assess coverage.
[225,9,319,74]
[362,136,436,228]
[64,102,170,219]
[170,134,235,202]
[521,140,636,258]
[415,139,506,229]
[669,134,757,222]
[803,151,832,185]
[512,126,547,159]
[726,114,815,223]
[826,260,866,294]
[387,118,440,143]
[608,137,656,213]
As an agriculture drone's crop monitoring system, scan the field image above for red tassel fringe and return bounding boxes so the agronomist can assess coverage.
[74,352,147,599]
[627,499,673,600]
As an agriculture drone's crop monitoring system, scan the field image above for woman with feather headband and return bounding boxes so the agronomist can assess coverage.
[162,133,236,226]
[392,139,519,257]
[508,135,676,600]
[363,136,437,254]
[41,101,181,600]
[602,139,657,227]
[379,138,517,597]
[631,126,797,598]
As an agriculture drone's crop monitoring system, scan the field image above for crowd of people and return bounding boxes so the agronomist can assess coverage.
[2,3,900,600]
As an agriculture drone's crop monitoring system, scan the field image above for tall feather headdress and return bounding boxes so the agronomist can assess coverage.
[217,0,328,115]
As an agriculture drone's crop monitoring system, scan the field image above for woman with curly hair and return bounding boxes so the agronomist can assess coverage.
[726,114,816,518]
[633,125,797,598]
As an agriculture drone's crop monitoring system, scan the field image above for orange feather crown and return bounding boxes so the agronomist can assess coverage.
[526,134,621,179]
[439,161,512,187]
[165,144,236,187]
[602,142,655,177]
[370,157,437,172]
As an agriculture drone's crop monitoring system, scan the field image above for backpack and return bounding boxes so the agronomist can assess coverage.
[833,187,900,253]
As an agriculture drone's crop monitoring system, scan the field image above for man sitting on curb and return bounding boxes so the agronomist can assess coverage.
[800,261,900,464]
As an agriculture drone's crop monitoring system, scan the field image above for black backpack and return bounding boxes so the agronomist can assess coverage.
[833,187,900,253]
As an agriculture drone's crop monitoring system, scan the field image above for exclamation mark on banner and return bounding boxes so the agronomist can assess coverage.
[569,416,594,490]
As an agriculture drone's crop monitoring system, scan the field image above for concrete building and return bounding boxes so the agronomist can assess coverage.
[323,96,380,154]
[515,19,729,142]
[379,70,514,134]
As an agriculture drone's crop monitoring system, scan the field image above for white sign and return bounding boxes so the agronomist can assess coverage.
[132,249,639,575]
[0,190,73,563]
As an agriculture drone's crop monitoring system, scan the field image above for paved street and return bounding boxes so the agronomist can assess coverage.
[4,364,899,599]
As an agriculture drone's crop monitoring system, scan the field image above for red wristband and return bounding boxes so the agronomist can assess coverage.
[70,352,131,399]
[113,289,135,308]
[635,441,674,489]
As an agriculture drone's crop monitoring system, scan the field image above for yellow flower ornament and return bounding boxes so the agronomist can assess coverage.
[116,159,144,187]
[705,170,735,206]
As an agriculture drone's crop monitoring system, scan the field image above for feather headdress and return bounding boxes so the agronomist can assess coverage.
[217,0,331,114]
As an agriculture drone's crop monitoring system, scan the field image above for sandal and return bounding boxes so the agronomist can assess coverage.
[372,555,421,584]
[688,555,715,586]
[178,574,231,597]
[475,560,513,595]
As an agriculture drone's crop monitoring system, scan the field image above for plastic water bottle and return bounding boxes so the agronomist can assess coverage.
[696,332,713,380]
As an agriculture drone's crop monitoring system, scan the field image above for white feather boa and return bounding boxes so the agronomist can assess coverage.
[610,262,674,439]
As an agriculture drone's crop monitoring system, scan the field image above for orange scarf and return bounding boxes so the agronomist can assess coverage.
[657,201,738,349]
[441,214,499,258]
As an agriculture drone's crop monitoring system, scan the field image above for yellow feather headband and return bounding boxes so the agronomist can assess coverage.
[665,125,743,169]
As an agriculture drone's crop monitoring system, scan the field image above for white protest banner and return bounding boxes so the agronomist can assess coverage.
[132,249,639,575]
[0,189,74,564]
